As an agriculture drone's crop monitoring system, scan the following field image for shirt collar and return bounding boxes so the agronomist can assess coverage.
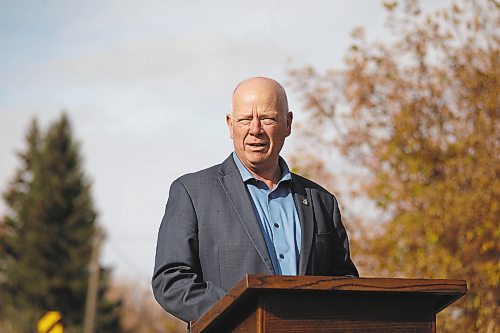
[232,152,292,184]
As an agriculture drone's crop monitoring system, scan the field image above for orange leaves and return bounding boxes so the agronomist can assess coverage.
[289,0,499,331]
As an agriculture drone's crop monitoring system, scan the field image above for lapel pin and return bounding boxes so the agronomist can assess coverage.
[302,198,309,206]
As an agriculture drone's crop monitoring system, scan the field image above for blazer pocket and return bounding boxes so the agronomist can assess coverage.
[314,231,335,244]
[315,231,345,255]
[312,231,340,275]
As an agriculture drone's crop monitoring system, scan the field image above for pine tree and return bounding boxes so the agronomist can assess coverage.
[1,119,44,329]
[1,114,122,333]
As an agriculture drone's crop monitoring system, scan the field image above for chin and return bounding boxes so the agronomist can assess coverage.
[246,153,269,163]
[249,159,274,169]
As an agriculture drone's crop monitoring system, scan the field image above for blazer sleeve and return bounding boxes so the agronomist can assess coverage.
[152,179,225,323]
[331,196,359,277]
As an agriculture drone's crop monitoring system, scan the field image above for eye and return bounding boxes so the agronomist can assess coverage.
[261,118,277,125]
[237,118,251,125]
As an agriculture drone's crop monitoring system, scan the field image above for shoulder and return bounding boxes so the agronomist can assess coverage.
[291,172,339,204]
[291,172,330,194]
[174,164,221,188]
[165,165,222,205]
[172,154,236,189]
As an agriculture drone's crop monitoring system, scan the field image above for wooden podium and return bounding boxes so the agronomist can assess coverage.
[190,275,467,333]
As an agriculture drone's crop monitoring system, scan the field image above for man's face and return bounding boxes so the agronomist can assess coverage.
[226,81,292,173]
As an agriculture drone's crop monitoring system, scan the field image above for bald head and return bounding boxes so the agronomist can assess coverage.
[231,77,289,115]
[226,77,293,179]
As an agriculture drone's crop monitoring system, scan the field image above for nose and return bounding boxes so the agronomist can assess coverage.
[249,118,263,135]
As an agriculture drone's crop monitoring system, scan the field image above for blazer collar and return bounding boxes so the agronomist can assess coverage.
[291,174,314,276]
[217,154,275,273]
[217,154,315,276]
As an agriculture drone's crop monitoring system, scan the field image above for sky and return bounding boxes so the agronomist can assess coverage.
[0,0,448,287]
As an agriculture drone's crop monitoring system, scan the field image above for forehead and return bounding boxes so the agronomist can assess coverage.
[233,101,281,116]
[232,90,283,116]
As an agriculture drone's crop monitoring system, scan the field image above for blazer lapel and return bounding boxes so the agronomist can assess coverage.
[292,174,314,276]
[218,156,275,274]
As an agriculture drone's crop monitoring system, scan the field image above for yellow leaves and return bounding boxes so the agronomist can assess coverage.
[473,15,481,32]
[383,1,398,11]
[452,4,463,15]
[427,232,438,244]
[465,230,475,242]
[482,261,500,286]
[350,27,365,40]
[480,241,496,254]
[289,1,499,329]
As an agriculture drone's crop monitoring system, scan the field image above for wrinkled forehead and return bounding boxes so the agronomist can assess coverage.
[232,103,282,118]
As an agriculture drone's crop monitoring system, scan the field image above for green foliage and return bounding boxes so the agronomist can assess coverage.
[0,114,122,332]
[289,0,499,332]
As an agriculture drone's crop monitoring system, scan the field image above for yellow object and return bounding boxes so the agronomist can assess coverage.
[37,311,63,333]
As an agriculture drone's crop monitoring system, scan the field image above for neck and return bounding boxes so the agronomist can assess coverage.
[248,161,281,190]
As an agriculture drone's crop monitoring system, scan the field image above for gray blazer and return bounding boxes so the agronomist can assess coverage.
[152,155,358,323]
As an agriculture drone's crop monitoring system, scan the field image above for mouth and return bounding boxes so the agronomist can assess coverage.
[246,142,268,150]
[247,142,267,147]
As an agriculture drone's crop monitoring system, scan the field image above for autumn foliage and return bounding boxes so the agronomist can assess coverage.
[289,0,499,332]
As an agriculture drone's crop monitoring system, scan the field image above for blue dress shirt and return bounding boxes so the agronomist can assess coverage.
[233,153,302,275]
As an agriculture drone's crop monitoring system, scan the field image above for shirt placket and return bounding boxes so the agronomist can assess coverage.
[267,186,292,274]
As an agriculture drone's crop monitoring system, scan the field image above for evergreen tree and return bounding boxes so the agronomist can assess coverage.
[1,114,122,333]
[1,119,44,329]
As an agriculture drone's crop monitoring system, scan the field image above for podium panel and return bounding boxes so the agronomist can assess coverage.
[191,275,467,333]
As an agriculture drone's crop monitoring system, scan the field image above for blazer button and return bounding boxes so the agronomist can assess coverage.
[302,198,309,206]
[279,254,285,259]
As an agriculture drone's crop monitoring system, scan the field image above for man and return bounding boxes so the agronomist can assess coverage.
[152,77,358,325]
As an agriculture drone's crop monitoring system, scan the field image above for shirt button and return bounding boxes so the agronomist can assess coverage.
[279,254,284,259]
[274,223,279,228]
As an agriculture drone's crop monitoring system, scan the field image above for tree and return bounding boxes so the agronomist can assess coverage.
[0,114,122,333]
[288,0,499,332]
[107,281,186,333]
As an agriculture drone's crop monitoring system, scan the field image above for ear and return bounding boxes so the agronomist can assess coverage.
[285,111,293,136]
[226,114,234,139]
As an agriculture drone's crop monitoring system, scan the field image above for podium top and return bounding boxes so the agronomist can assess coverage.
[191,275,467,333]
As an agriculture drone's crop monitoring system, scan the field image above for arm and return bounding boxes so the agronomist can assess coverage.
[152,179,225,323]
[331,196,359,277]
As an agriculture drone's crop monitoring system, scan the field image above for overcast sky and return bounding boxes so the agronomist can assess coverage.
[0,0,448,286]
